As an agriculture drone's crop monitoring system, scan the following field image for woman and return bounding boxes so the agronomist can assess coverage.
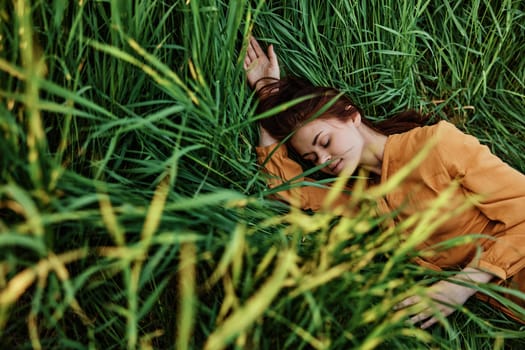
[244,36,525,328]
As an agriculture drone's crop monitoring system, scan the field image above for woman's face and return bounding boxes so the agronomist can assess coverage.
[290,114,365,176]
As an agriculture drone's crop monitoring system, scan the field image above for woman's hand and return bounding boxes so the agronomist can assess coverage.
[396,280,475,329]
[395,268,493,329]
[244,36,280,92]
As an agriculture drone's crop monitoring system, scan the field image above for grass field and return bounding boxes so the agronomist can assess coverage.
[1,0,524,349]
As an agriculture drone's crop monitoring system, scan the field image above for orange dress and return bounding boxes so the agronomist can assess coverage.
[256,121,525,321]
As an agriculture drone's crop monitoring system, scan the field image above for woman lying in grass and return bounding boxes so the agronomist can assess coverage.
[244,36,525,328]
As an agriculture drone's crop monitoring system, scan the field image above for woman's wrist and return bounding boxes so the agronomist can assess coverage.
[454,267,494,284]
[439,268,494,303]
[254,77,277,92]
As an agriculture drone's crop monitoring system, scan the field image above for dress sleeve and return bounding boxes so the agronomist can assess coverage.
[256,143,350,211]
[437,122,525,279]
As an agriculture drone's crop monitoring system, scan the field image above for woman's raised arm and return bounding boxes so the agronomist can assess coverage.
[244,36,281,146]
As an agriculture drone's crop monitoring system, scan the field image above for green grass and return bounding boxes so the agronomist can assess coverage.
[0,0,524,349]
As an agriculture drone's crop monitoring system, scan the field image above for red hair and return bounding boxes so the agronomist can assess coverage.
[256,77,433,139]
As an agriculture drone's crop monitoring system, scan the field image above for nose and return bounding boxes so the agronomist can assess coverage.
[316,153,331,165]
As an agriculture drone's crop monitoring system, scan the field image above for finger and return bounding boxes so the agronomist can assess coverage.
[246,41,258,62]
[243,53,252,70]
[420,316,438,329]
[395,296,420,310]
[243,48,250,67]
[267,44,278,67]
[409,310,432,325]
[250,36,265,56]
[244,45,255,66]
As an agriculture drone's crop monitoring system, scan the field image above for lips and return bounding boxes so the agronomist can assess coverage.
[330,159,343,173]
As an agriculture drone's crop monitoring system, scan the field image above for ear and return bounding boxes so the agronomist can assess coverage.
[353,112,361,126]
[345,105,361,127]
[345,111,361,127]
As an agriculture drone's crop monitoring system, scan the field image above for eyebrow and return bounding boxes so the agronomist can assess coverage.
[301,131,322,158]
[312,131,322,146]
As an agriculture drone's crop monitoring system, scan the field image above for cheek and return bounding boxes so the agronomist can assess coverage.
[332,138,352,154]
[290,137,308,155]
[289,136,299,149]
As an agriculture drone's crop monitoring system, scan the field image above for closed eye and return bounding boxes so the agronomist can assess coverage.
[322,139,330,148]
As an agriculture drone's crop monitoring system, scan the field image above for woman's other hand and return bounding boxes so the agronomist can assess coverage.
[244,36,280,92]
[395,268,493,329]
[396,280,474,329]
